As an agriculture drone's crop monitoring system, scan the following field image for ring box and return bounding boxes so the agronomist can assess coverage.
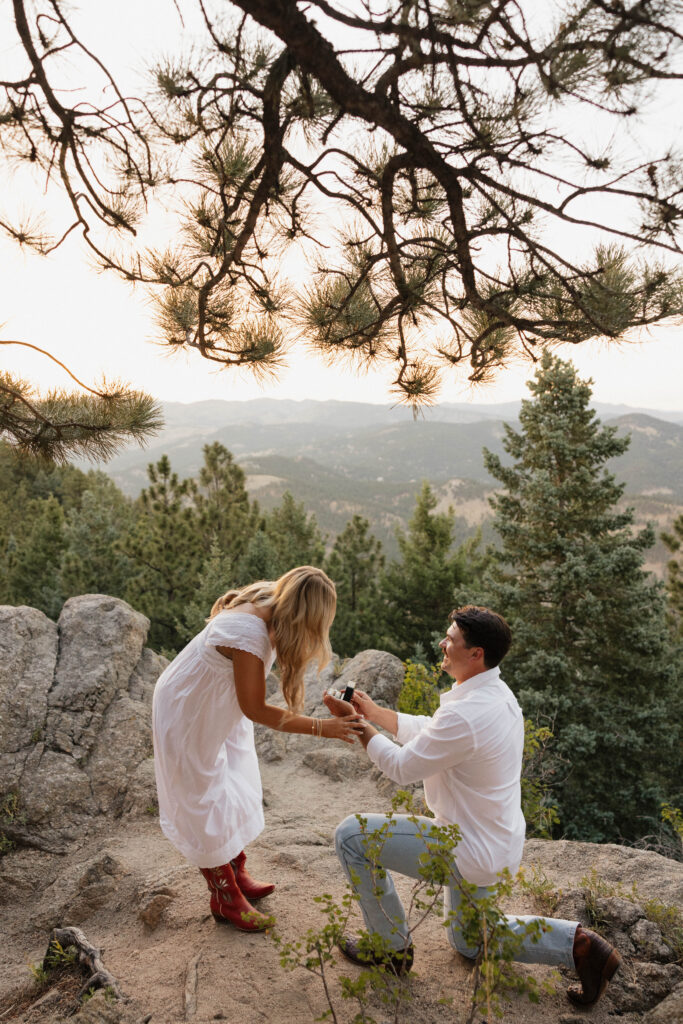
[327,680,356,703]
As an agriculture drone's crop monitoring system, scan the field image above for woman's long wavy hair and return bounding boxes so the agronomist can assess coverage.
[209,566,336,712]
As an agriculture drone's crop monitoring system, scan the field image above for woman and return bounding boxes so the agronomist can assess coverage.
[152,565,364,932]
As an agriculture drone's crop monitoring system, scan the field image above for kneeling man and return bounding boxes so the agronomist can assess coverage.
[324,605,620,1006]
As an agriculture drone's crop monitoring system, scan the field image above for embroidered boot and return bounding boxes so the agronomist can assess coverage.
[200,863,271,931]
[231,850,275,900]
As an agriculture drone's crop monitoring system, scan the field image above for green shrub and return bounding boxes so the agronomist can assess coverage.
[397,660,442,716]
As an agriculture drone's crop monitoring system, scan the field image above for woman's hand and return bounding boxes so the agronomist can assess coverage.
[320,712,366,744]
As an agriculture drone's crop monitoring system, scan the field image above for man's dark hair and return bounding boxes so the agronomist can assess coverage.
[449,605,512,669]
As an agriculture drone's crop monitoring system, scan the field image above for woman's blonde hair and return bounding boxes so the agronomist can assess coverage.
[210,566,336,712]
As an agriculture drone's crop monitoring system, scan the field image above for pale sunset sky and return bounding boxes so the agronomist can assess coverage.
[1,0,681,412]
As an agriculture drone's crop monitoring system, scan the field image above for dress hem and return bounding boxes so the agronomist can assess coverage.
[159,814,265,869]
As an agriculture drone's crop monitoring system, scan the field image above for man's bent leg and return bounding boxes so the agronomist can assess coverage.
[444,869,577,968]
[335,813,439,952]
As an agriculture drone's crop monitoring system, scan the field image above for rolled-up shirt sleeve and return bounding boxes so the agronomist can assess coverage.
[366,706,476,786]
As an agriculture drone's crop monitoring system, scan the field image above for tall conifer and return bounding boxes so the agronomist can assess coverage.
[326,515,384,657]
[484,353,681,842]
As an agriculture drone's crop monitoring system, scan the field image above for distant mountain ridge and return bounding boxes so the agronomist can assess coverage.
[98,399,683,498]
[84,399,682,576]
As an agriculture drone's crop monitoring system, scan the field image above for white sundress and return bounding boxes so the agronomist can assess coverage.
[152,611,276,868]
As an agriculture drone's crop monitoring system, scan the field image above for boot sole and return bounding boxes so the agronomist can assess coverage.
[568,949,621,1006]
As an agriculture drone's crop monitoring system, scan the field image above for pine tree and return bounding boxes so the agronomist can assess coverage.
[380,483,470,660]
[484,353,681,842]
[7,495,65,617]
[123,455,203,653]
[325,515,384,657]
[238,527,281,584]
[195,442,258,567]
[251,491,325,579]
[662,514,683,638]
[5,3,683,418]
[176,540,235,645]
[59,473,135,599]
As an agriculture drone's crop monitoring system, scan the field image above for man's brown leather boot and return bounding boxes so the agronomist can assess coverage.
[568,925,621,1006]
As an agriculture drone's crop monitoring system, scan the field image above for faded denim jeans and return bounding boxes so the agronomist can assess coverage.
[335,812,577,967]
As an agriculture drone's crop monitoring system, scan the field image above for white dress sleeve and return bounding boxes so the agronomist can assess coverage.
[204,612,271,666]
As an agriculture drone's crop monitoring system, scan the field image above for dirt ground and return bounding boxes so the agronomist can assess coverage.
[0,755,654,1024]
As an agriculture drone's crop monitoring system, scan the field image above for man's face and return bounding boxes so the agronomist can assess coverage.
[439,622,474,680]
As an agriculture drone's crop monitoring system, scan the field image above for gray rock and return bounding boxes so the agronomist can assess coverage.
[631,917,674,962]
[0,595,167,846]
[643,981,683,1023]
[594,895,644,929]
[523,838,683,908]
[302,747,368,782]
[46,595,149,761]
[608,927,636,957]
[0,606,57,790]
[608,961,683,1014]
[302,656,342,713]
[336,650,405,706]
[553,889,591,929]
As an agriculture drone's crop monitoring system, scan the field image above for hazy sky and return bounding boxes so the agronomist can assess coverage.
[2,1,682,411]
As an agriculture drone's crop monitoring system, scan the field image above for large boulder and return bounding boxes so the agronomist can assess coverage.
[336,649,405,706]
[0,596,167,848]
[255,648,407,783]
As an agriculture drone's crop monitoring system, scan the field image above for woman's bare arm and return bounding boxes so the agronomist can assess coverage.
[217,647,365,743]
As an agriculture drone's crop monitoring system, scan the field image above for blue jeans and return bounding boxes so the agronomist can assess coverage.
[335,813,577,967]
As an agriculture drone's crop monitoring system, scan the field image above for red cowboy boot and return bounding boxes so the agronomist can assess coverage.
[200,862,271,931]
[231,850,275,900]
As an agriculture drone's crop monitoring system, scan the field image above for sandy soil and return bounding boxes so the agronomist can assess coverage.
[0,755,643,1024]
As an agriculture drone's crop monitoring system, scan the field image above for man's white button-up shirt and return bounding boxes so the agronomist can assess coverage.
[366,666,526,885]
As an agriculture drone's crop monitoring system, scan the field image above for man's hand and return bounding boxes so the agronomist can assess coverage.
[348,688,399,737]
[323,692,359,718]
[350,688,377,719]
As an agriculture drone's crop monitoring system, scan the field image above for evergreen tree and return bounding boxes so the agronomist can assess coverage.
[252,491,325,579]
[7,495,65,617]
[238,527,281,584]
[176,539,235,645]
[380,483,470,660]
[483,353,681,843]
[195,442,258,566]
[123,455,203,653]
[59,473,135,599]
[325,515,384,657]
[662,514,683,638]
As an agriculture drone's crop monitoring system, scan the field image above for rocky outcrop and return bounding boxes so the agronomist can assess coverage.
[254,650,406,782]
[0,597,167,849]
[336,649,404,706]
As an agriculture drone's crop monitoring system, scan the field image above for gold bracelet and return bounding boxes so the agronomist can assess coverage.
[317,717,323,738]
[311,718,315,735]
